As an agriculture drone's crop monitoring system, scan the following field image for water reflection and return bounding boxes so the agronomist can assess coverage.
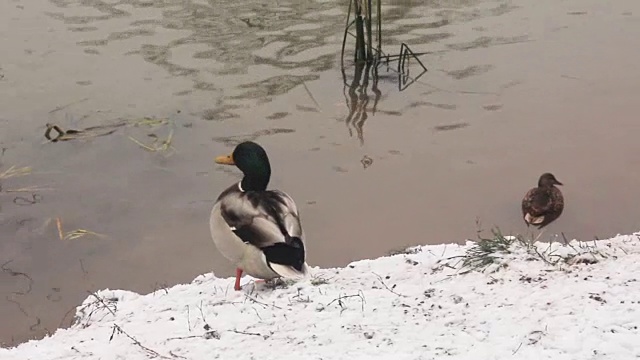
[43,0,348,123]
[341,62,380,145]
[41,0,514,128]
[338,0,431,144]
[340,43,429,144]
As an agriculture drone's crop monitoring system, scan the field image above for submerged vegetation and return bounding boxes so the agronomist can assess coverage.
[0,165,38,197]
[44,116,175,154]
[340,0,429,144]
[54,218,106,241]
[0,165,31,180]
[0,115,174,248]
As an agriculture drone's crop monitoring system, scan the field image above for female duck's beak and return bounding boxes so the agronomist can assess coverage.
[215,154,234,165]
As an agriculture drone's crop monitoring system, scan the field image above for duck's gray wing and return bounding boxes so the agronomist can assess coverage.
[219,190,306,271]
[270,190,304,240]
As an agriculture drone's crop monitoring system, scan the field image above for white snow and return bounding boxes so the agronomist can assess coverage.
[2,233,640,360]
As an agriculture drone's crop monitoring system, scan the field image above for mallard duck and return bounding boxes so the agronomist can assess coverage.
[521,172,564,229]
[209,141,310,291]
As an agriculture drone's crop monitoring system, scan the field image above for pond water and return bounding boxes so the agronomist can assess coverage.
[1,0,639,347]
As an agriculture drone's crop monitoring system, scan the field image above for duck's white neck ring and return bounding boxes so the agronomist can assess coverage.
[237,181,245,192]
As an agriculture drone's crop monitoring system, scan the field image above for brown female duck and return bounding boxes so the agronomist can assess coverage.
[521,173,564,229]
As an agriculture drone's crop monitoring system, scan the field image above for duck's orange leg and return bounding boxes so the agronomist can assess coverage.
[234,268,243,291]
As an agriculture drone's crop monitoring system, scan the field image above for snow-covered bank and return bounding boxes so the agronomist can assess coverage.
[2,233,640,360]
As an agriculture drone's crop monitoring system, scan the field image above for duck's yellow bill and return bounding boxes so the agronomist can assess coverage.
[215,154,235,165]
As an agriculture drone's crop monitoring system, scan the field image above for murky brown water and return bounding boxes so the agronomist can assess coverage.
[1,0,640,347]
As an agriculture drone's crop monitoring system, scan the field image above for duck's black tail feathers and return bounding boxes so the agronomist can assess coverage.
[261,237,306,272]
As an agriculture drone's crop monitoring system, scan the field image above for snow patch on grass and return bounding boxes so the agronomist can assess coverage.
[2,232,640,360]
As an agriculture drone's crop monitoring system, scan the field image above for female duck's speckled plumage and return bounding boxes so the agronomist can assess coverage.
[209,141,309,290]
[521,172,564,229]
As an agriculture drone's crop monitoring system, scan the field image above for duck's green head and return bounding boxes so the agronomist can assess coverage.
[215,141,271,191]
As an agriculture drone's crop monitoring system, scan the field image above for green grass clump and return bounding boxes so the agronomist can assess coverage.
[461,228,524,273]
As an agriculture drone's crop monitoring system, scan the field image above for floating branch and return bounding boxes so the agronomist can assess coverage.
[44,123,121,143]
[44,117,170,143]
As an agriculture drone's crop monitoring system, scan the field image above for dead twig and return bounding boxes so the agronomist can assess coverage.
[244,294,283,310]
[230,329,263,337]
[169,351,187,359]
[110,324,173,359]
[197,300,209,326]
[44,119,132,143]
[87,291,117,317]
[561,232,579,252]
[166,335,203,341]
[531,245,555,266]
[291,288,312,304]
[372,272,406,297]
[325,291,366,312]
[44,123,119,143]
[512,342,523,355]
[440,255,467,261]
[77,294,118,327]
[251,307,262,321]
